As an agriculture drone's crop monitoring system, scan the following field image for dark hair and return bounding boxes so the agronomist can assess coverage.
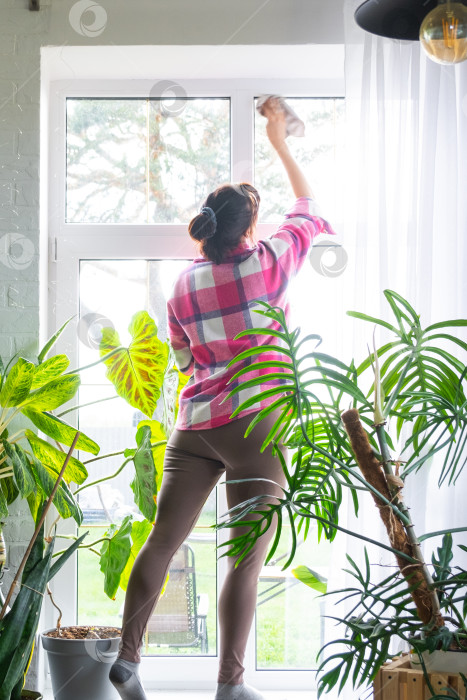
[188,183,260,265]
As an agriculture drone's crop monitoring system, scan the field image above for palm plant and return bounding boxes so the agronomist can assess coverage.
[218,290,467,698]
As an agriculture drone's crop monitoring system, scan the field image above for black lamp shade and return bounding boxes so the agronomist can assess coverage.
[355,0,467,40]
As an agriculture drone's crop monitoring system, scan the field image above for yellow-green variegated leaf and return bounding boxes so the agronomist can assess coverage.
[100,311,169,418]
[25,430,88,485]
[0,357,35,407]
[29,455,83,524]
[292,565,327,594]
[2,441,35,498]
[31,355,70,390]
[20,374,80,412]
[22,409,99,455]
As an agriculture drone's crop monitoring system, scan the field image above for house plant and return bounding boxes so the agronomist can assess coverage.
[218,290,467,699]
[0,435,87,700]
[0,309,181,699]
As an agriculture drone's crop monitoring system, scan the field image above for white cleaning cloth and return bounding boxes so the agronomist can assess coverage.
[256,95,305,137]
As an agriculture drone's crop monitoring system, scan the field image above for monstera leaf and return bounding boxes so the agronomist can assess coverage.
[100,311,170,418]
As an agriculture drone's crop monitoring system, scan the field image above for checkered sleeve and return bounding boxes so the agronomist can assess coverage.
[263,196,336,277]
[167,300,194,376]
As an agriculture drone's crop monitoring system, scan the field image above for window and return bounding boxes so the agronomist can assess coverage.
[48,76,345,691]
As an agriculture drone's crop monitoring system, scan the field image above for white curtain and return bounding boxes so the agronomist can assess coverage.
[322,3,467,698]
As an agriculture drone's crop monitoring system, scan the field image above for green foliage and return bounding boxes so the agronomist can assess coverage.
[129,424,159,523]
[292,565,327,594]
[99,515,133,600]
[0,525,87,700]
[219,291,467,697]
[100,311,170,418]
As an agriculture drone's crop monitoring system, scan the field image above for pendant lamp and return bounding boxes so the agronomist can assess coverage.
[355,0,467,64]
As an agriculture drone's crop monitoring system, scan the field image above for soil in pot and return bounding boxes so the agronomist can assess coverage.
[44,625,121,640]
[42,626,121,700]
[22,692,43,700]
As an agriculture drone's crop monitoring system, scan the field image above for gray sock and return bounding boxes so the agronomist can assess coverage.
[215,683,266,700]
[109,659,147,700]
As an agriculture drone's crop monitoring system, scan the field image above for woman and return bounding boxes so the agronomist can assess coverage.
[110,99,335,700]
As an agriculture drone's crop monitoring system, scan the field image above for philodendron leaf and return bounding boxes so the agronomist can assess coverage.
[134,420,166,490]
[119,519,153,592]
[292,565,327,594]
[129,424,160,522]
[100,311,169,418]
[22,408,99,455]
[25,430,88,485]
[100,515,134,599]
[0,357,35,407]
[432,532,453,583]
[20,374,80,412]
[30,354,70,390]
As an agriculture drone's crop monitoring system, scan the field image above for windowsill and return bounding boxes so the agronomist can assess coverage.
[42,690,316,700]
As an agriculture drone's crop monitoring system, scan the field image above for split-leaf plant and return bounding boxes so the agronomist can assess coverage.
[218,290,467,699]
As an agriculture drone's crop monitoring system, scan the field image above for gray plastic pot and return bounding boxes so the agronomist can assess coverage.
[41,628,120,700]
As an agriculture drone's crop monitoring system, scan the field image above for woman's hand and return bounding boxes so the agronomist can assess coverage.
[261,97,314,199]
[263,98,288,153]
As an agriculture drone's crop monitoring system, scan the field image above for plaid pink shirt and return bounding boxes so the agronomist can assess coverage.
[167,197,335,430]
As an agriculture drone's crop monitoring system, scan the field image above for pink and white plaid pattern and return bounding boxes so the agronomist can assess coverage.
[167,197,336,430]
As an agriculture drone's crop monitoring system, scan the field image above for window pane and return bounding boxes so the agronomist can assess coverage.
[67,100,147,224]
[256,533,331,670]
[77,260,217,657]
[148,99,230,223]
[254,98,345,224]
[66,98,230,224]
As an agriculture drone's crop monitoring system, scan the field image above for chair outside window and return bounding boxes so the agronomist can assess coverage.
[143,542,209,654]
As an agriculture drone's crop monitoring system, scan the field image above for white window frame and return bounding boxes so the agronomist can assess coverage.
[45,74,344,692]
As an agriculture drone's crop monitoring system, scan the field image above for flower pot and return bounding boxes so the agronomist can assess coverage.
[41,627,121,700]
[410,648,467,674]
[22,692,43,700]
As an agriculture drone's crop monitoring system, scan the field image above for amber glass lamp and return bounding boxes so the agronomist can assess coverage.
[420,0,467,64]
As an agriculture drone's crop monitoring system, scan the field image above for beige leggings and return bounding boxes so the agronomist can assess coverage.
[118,411,286,685]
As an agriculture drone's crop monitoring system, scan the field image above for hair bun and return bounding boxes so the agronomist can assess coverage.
[200,207,217,236]
[190,206,217,242]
